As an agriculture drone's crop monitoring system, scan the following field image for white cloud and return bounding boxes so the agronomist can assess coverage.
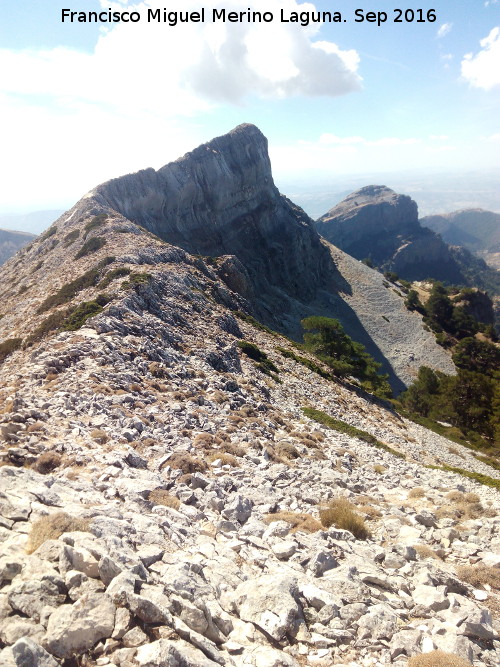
[437,23,452,38]
[3,0,360,108]
[0,0,362,209]
[461,27,500,90]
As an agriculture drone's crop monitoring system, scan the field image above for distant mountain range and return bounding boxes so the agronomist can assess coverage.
[421,209,500,271]
[0,210,64,235]
[0,228,36,266]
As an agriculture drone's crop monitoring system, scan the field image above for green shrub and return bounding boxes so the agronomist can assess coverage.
[301,316,392,397]
[319,498,371,540]
[27,309,70,344]
[63,229,80,247]
[75,236,107,259]
[37,258,113,313]
[277,346,332,380]
[98,266,131,289]
[61,295,110,331]
[0,338,23,363]
[120,272,151,289]
[83,213,108,238]
[39,226,57,242]
[302,407,405,458]
[426,464,500,490]
[237,340,279,377]
[233,310,277,336]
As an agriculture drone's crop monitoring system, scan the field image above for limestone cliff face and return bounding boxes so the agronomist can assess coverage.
[315,186,464,283]
[92,124,329,303]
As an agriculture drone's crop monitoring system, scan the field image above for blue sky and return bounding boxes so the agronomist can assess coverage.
[0,0,499,212]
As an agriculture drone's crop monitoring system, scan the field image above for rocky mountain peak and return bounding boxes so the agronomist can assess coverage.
[316,185,419,249]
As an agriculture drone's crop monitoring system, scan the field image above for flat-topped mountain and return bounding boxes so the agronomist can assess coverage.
[0,126,499,667]
[0,228,36,266]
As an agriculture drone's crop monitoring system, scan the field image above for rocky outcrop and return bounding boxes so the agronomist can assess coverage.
[315,186,465,283]
[92,124,330,307]
[0,229,36,266]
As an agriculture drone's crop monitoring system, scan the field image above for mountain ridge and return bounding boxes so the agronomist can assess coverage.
[0,125,499,667]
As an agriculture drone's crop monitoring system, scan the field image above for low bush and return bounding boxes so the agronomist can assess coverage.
[63,229,80,247]
[275,442,300,460]
[319,497,371,540]
[98,266,131,289]
[408,487,426,499]
[75,236,107,260]
[34,451,62,474]
[167,452,207,474]
[206,451,238,467]
[120,272,152,289]
[263,511,322,533]
[237,340,279,377]
[39,226,58,242]
[27,512,90,553]
[408,650,472,667]
[456,564,500,590]
[148,489,180,509]
[413,544,442,560]
[84,213,108,238]
[37,263,106,313]
[0,338,23,363]
[90,429,109,444]
[302,407,405,459]
[60,296,110,331]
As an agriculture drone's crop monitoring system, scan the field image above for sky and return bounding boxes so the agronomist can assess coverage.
[0,0,499,213]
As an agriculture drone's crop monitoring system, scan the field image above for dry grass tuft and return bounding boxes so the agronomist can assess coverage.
[220,441,246,457]
[275,442,300,460]
[408,487,426,499]
[206,451,238,467]
[319,498,371,540]
[446,490,464,502]
[373,464,386,474]
[192,432,214,448]
[408,650,472,667]
[90,429,108,445]
[464,492,480,504]
[27,512,90,554]
[456,564,500,590]
[264,511,322,534]
[34,451,62,475]
[414,544,443,560]
[148,489,180,509]
[166,452,207,474]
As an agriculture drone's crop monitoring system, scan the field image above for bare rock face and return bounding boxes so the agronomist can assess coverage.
[315,186,464,282]
[92,124,330,306]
